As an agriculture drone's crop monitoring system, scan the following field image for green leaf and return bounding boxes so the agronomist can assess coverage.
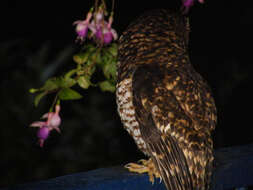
[95,51,102,65]
[73,52,89,64]
[77,76,90,89]
[34,91,47,107]
[40,76,75,92]
[73,44,96,64]
[110,60,117,81]
[102,60,117,81]
[29,88,39,93]
[64,69,77,79]
[47,77,76,89]
[58,88,83,100]
[89,50,102,65]
[62,77,76,88]
[107,43,118,57]
[41,78,59,91]
[83,61,96,76]
[102,51,112,64]
[99,80,115,93]
[103,63,110,79]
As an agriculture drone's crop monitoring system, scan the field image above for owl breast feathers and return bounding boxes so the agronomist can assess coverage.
[116,9,217,190]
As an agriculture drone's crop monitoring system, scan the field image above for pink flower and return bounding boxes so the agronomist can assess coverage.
[73,7,118,45]
[94,10,104,23]
[89,16,118,45]
[37,126,50,147]
[102,16,118,44]
[181,0,205,14]
[30,105,61,147]
[73,12,92,41]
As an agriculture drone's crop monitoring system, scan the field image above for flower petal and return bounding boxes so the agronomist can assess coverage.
[47,105,61,130]
[103,32,113,44]
[95,12,103,22]
[38,139,45,148]
[42,113,49,119]
[88,21,97,34]
[183,0,194,6]
[37,127,50,139]
[111,29,118,40]
[30,121,46,128]
[73,20,82,25]
[54,127,61,133]
[55,105,61,114]
[48,114,61,129]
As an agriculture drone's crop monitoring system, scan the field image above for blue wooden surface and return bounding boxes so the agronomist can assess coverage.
[212,143,253,190]
[2,143,253,190]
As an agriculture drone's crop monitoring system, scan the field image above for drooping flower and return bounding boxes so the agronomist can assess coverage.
[73,6,118,45]
[30,105,61,147]
[94,9,104,23]
[181,0,205,14]
[73,12,92,41]
[102,16,118,45]
[37,126,50,147]
[89,15,118,45]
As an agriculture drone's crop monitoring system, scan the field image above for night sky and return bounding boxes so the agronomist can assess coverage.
[1,0,253,188]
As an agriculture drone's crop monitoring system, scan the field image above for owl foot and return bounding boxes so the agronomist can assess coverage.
[125,158,161,184]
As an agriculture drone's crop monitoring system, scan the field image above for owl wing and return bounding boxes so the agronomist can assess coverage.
[132,64,214,190]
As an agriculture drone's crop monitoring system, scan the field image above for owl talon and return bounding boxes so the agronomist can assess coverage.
[125,158,161,184]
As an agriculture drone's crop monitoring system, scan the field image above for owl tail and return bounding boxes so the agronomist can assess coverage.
[147,135,194,190]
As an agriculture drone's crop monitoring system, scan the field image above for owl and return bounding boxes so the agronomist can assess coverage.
[116,9,217,190]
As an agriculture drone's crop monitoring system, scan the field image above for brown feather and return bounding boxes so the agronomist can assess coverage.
[116,9,217,190]
[132,65,194,190]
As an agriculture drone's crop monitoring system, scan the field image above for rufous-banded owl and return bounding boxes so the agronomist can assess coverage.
[116,9,217,190]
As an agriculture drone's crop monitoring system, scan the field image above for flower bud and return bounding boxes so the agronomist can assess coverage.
[37,126,50,140]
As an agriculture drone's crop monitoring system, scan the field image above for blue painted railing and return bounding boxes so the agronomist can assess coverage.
[2,143,253,190]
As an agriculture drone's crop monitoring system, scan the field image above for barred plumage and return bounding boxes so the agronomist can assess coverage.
[116,9,217,190]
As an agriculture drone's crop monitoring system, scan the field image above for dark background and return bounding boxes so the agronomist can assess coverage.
[1,0,253,188]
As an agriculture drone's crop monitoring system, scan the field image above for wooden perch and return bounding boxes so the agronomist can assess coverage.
[2,143,253,190]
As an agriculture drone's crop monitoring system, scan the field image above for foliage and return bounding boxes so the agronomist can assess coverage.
[30,43,117,107]
[29,0,118,146]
